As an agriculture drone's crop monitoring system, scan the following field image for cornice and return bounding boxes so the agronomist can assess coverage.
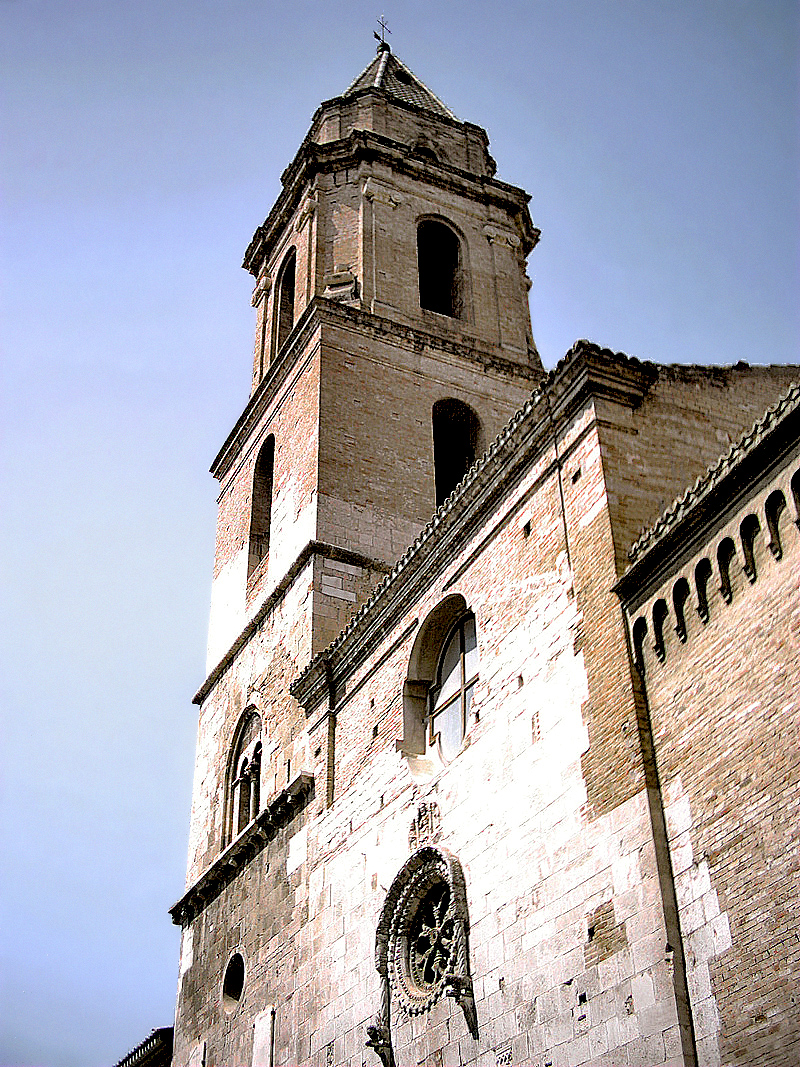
[192,541,391,707]
[243,128,536,276]
[211,297,541,483]
[113,1029,173,1067]
[169,772,314,927]
[545,339,658,425]
[291,340,657,712]
[210,299,321,481]
[615,380,800,601]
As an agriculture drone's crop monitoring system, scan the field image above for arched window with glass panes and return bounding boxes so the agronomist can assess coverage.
[428,614,478,761]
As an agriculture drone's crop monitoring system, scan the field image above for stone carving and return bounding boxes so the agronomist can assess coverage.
[365,966,395,1067]
[408,801,441,850]
[251,275,272,308]
[363,177,402,209]
[366,846,478,1066]
[323,268,359,304]
[295,191,318,229]
[482,224,521,249]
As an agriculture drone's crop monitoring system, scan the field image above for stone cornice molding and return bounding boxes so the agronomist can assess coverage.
[211,300,321,481]
[615,380,800,603]
[192,541,390,707]
[169,772,314,927]
[291,341,658,713]
[243,127,537,276]
[211,297,541,482]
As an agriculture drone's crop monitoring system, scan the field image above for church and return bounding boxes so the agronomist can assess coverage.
[161,42,799,1067]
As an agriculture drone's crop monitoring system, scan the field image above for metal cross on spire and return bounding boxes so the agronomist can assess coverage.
[374,15,392,45]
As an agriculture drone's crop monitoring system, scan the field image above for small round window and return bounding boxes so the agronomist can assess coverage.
[222,952,245,1013]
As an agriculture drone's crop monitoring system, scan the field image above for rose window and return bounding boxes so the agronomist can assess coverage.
[374,846,479,1052]
[409,882,454,991]
[388,859,459,1014]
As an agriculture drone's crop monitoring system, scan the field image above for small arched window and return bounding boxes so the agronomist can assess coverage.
[432,399,481,508]
[717,537,737,604]
[429,614,478,762]
[276,249,296,354]
[223,712,262,848]
[248,435,275,579]
[417,220,463,318]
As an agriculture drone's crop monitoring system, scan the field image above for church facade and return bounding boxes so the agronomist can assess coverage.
[168,45,800,1067]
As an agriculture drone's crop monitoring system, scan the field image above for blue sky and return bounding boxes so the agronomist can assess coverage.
[1,1,798,1064]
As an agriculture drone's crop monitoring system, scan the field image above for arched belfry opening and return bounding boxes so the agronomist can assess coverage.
[432,399,481,507]
[248,435,275,579]
[276,249,296,354]
[417,219,463,318]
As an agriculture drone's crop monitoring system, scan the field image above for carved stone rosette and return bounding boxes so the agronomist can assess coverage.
[366,847,478,1066]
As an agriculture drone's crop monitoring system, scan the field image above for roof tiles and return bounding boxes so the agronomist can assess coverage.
[343,46,459,121]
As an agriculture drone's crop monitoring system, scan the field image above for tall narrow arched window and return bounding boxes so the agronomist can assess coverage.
[248,435,275,579]
[417,219,463,318]
[223,712,262,849]
[791,471,800,526]
[432,399,481,508]
[429,614,478,762]
[276,249,296,353]
[632,616,648,674]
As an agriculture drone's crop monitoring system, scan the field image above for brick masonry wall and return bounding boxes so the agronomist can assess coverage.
[598,364,799,576]
[624,447,800,1066]
[317,320,539,561]
[207,347,322,670]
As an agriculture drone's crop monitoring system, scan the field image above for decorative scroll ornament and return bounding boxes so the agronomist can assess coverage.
[362,177,402,209]
[295,191,318,229]
[251,274,272,308]
[366,847,478,1067]
[482,224,521,249]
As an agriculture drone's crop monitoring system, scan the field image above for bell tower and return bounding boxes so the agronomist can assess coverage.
[176,45,542,1067]
[205,42,542,670]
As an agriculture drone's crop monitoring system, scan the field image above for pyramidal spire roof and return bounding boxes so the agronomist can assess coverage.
[342,44,460,122]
